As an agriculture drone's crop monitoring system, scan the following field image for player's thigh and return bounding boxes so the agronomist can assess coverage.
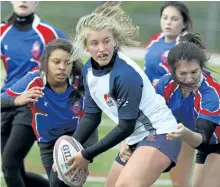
[105,161,124,187]
[192,163,206,187]
[115,146,171,187]
[38,141,55,175]
[13,105,33,126]
[169,141,195,185]
[197,153,220,187]
[1,109,14,154]
[6,105,35,160]
[115,135,181,187]
[2,125,36,166]
[105,143,137,187]
[1,109,14,132]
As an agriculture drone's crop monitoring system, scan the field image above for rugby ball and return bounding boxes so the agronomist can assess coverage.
[53,135,87,187]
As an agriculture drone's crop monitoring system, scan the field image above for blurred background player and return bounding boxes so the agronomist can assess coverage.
[143,2,194,187]
[144,1,192,86]
[1,1,66,187]
[164,33,220,187]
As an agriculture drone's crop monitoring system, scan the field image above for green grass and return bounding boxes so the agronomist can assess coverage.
[208,65,220,81]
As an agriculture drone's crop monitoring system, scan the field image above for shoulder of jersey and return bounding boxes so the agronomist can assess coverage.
[26,67,41,79]
[1,22,12,36]
[82,59,92,71]
[201,72,220,93]
[33,15,63,42]
[159,74,173,85]
[38,20,58,29]
[146,33,165,48]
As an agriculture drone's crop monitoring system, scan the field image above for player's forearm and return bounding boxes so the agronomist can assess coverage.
[73,112,101,145]
[81,119,136,161]
[182,118,217,151]
[1,94,16,110]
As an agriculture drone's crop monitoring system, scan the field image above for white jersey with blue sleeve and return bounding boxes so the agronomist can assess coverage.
[82,50,178,145]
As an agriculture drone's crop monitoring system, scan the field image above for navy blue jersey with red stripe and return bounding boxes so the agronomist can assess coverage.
[1,15,66,92]
[155,72,220,143]
[2,69,84,142]
[144,33,176,84]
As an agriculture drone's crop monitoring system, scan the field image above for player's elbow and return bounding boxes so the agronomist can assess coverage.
[118,119,136,135]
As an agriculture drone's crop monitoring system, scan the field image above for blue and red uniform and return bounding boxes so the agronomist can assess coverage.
[155,72,220,143]
[144,33,176,84]
[2,69,84,142]
[1,14,66,92]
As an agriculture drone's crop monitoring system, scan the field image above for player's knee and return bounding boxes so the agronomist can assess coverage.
[115,178,135,187]
[2,152,21,180]
[115,180,128,187]
[2,165,19,180]
[2,153,20,169]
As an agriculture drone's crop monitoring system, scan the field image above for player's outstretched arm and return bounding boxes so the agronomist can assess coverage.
[167,123,203,147]
[167,119,219,153]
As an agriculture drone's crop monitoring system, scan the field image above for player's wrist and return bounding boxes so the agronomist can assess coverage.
[81,149,93,163]
[180,126,189,140]
[12,96,19,106]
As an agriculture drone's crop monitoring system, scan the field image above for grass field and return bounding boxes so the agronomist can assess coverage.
[1,57,220,187]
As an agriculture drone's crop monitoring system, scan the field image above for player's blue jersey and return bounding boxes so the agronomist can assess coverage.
[2,68,84,142]
[144,33,176,84]
[82,49,178,145]
[1,15,66,92]
[155,73,220,143]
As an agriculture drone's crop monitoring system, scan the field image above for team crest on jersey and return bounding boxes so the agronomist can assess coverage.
[160,50,169,63]
[104,93,115,107]
[161,50,169,63]
[72,101,81,114]
[146,135,156,141]
[31,41,40,58]
[160,50,171,72]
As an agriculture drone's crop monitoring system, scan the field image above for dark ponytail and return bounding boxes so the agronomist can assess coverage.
[168,32,220,80]
[168,32,207,71]
[69,58,84,105]
[3,12,16,24]
[178,32,206,49]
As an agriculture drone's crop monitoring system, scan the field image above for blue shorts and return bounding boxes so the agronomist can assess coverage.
[115,134,181,172]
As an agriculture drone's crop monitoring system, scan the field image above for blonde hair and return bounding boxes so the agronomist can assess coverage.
[70,2,140,61]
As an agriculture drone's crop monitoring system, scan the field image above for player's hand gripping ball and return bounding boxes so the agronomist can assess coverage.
[53,135,88,187]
